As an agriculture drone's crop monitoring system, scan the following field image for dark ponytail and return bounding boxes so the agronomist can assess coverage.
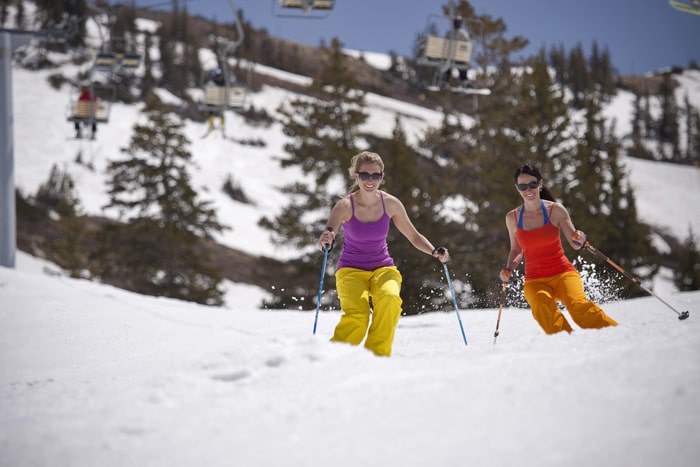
[513,163,556,201]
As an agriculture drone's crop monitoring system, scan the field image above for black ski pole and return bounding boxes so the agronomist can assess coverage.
[493,282,507,345]
[576,236,690,321]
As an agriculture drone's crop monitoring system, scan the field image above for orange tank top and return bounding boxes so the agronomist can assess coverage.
[515,202,576,280]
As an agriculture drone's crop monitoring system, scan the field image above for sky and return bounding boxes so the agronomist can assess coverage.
[2,14,700,465]
[127,0,700,75]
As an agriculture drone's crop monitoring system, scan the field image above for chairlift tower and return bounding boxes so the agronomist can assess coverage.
[1,25,72,268]
[199,0,247,132]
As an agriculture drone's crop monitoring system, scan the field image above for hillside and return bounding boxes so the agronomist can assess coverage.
[6,5,700,308]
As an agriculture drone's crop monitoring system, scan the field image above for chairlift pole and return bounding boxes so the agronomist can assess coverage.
[1,27,68,268]
[0,30,16,268]
[219,0,244,122]
[441,0,457,78]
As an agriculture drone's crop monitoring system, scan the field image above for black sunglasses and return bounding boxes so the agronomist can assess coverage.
[516,180,540,191]
[356,172,383,181]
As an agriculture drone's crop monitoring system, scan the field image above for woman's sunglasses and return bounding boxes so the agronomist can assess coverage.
[516,180,540,191]
[356,172,383,181]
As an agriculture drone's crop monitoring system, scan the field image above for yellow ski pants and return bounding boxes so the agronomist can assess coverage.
[523,271,618,334]
[331,266,403,356]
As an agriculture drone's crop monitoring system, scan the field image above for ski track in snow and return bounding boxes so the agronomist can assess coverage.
[1,263,699,467]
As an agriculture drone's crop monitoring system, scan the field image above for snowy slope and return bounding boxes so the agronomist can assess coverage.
[3,26,700,467]
[0,252,699,467]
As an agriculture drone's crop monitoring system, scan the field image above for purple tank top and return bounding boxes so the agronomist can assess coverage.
[337,192,394,271]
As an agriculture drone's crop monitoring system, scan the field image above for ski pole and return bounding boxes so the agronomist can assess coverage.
[493,282,508,345]
[574,235,690,321]
[436,248,468,346]
[313,227,333,335]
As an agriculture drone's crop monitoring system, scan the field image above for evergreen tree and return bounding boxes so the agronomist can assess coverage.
[684,94,700,164]
[33,165,88,278]
[257,37,369,308]
[14,0,23,28]
[597,45,617,96]
[562,95,657,294]
[0,0,9,27]
[463,56,573,305]
[140,32,156,98]
[658,73,681,161]
[98,95,227,305]
[261,37,368,249]
[674,227,700,291]
[548,44,567,84]
[34,164,80,217]
[376,116,447,313]
[567,43,590,108]
[409,2,531,307]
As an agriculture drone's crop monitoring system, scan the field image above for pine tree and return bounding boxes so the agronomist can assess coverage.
[463,56,574,305]
[408,3,531,307]
[33,165,88,278]
[257,37,370,308]
[562,95,657,295]
[674,227,700,291]
[376,116,447,313]
[658,73,681,161]
[140,32,156,98]
[14,0,24,28]
[0,0,9,27]
[568,44,591,108]
[98,94,227,305]
[683,94,700,164]
[260,37,368,249]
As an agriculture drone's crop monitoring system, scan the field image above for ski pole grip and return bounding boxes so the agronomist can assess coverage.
[322,226,334,251]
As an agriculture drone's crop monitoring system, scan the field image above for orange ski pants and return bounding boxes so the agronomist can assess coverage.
[523,271,618,334]
[331,266,403,356]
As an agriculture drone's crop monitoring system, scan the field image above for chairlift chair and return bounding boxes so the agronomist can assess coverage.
[94,50,117,68]
[417,34,473,67]
[668,0,700,15]
[115,52,141,69]
[202,82,248,111]
[199,66,248,114]
[275,0,335,17]
[415,2,487,94]
[66,82,115,139]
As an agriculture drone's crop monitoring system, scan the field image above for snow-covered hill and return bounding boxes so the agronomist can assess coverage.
[1,249,699,467]
[10,63,700,298]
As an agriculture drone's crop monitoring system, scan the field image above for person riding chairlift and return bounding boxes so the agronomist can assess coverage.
[442,17,471,88]
[75,85,98,139]
[206,69,226,131]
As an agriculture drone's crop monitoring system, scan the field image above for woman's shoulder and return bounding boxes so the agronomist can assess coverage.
[545,200,567,213]
[545,200,571,224]
[379,191,408,217]
[380,190,403,206]
[334,194,352,208]
[505,206,519,227]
